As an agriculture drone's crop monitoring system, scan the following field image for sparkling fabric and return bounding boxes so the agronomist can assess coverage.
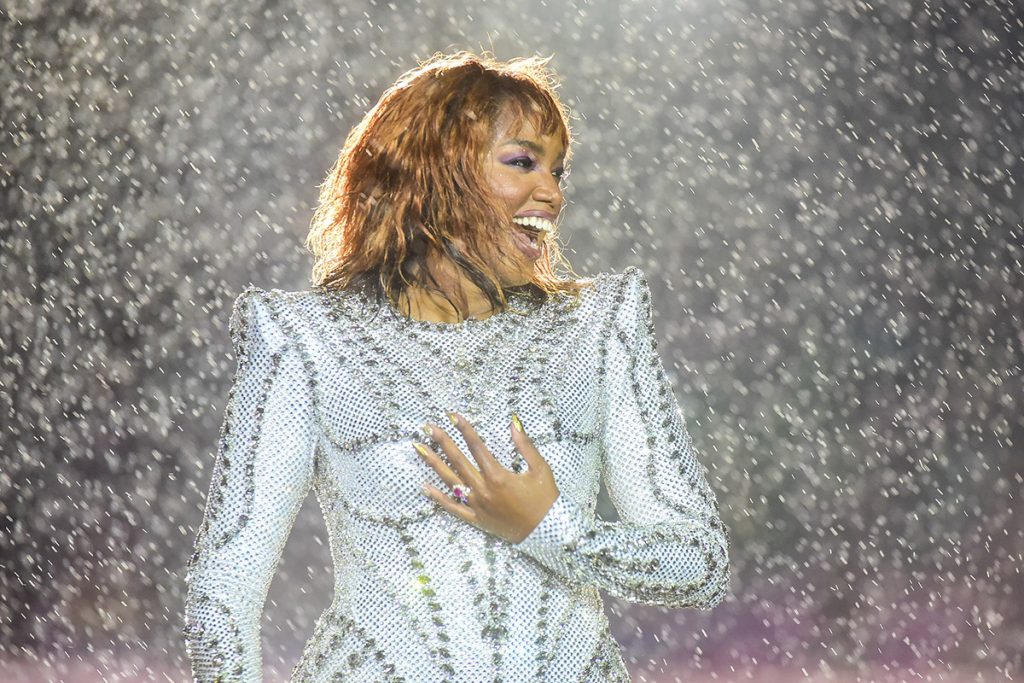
[183,265,730,682]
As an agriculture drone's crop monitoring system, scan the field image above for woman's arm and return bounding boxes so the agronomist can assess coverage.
[515,267,730,609]
[184,287,319,682]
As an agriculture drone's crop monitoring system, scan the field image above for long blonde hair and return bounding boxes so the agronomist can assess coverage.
[305,49,586,317]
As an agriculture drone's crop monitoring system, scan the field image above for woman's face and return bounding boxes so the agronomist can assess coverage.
[481,115,567,285]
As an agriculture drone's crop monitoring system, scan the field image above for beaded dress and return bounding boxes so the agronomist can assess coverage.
[183,265,730,683]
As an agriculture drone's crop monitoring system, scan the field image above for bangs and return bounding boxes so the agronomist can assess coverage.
[497,92,570,149]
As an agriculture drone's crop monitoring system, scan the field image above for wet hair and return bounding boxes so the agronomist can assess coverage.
[305,49,586,319]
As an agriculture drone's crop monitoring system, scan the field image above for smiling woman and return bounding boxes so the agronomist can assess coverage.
[183,49,730,683]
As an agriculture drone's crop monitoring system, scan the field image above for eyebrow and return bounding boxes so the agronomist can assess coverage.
[501,138,566,162]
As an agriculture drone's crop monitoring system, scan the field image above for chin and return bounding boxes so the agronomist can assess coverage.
[495,261,532,288]
[507,267,535,287]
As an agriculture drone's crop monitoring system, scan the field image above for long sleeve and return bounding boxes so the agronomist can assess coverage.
[515,267,730,609]
[184,287,319,682]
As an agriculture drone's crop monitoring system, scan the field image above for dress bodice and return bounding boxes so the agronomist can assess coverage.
[183,266,730,682]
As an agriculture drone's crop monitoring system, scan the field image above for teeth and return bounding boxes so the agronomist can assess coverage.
[512,215,555,233]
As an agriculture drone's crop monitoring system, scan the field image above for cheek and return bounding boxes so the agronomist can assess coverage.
[487,171,528,207]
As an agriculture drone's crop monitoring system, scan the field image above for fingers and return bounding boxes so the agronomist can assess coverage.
[419,411,542,493]
[413,441,464,489]
[445,412,502,477]
[420,417,483,488]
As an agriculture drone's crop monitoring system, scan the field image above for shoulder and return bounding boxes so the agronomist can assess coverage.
[583,266,650,311]
[228,285,323,355]
[579,266,648,295]
[553,268,650,344]
[587,267,653,341]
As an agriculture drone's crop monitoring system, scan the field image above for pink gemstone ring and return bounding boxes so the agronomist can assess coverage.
[450,483,472,505]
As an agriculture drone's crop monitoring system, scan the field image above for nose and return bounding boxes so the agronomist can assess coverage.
[532,172,563,211]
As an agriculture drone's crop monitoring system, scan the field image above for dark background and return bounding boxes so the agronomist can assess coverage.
[2,0,1022,680]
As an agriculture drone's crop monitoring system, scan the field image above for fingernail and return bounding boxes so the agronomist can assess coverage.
[511,413,524,433]
[421,424,434,439]
[447,412,459,426]
[413,442,429,458]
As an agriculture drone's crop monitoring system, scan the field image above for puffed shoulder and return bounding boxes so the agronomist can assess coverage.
[604,265,654,344]
[227,286,297,359]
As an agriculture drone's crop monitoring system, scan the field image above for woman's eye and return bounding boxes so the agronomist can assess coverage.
[508,157,567,182]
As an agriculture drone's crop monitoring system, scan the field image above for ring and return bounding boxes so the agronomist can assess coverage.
[449,483,472,505]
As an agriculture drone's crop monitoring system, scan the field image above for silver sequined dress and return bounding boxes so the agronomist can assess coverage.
[184,266,730,682]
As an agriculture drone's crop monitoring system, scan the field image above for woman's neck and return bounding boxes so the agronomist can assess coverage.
[396,281,497,324]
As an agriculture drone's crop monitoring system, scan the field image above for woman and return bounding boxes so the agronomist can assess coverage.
[184,50,730,682]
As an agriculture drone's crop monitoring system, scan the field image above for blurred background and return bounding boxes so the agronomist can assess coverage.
[2,0,1022,681]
